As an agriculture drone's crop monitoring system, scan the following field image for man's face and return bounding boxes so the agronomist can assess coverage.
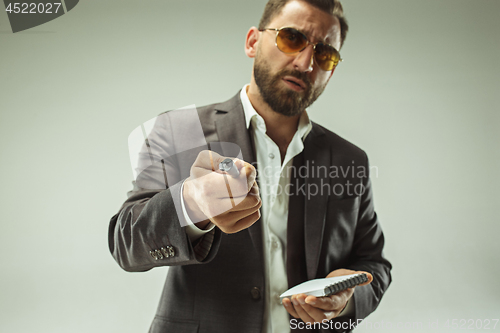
[253,0,342,117]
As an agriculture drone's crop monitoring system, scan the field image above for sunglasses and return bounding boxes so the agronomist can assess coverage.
[259,27,342,71]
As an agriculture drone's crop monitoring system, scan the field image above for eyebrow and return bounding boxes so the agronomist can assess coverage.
[285,25,331,45]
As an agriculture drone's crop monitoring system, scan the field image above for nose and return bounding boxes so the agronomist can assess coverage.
[292,44,314,73]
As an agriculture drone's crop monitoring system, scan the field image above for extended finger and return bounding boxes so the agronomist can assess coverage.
[291,294,316,324]
[299,294,338,323]
[305,287,354,310]
[282,298,300,319]
[305,296,334,311]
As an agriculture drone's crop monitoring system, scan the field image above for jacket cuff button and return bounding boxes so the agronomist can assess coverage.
[155,249,164,260]
[149,250,158,260]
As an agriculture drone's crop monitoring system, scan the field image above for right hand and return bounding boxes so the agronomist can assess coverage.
[183,150,262,234]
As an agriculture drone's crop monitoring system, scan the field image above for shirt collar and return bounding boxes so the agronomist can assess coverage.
[239,84,312,141]
[240,85,258,130]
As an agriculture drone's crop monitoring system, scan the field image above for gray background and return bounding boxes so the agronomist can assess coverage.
[1,0,499,332]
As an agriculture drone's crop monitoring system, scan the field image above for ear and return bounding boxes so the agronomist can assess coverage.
[245,27,260,58]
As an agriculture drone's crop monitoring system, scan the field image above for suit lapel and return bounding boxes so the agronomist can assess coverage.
[302,124,330,280]
[211,92,254,163]
[212,93,264,265]
[211,94,329,281]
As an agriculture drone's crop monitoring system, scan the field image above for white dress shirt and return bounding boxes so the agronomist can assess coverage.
[239,85,312,333]
[183,86,354,332]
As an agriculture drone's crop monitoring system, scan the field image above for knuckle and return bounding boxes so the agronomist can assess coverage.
[247,163,256,175]
[196,150,210,163]
[246,194,259,206]
[249,212,260,224]
[255,199,262,210]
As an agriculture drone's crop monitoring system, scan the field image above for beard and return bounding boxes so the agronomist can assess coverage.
[253,51,327,117]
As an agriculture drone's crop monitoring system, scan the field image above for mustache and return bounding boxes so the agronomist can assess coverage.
[277,69,312,90]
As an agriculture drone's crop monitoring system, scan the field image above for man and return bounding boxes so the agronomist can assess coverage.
[109,0,391,332]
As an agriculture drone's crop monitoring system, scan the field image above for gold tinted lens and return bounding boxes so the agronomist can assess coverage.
[276,28,308,53]
[314,43,340,71]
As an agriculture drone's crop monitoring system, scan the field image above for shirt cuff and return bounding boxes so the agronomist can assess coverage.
[181,180,215,242]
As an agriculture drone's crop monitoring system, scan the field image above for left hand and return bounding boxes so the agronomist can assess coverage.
[282,269,373,324]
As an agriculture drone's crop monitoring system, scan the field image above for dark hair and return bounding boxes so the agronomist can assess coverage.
[258,0,348,48]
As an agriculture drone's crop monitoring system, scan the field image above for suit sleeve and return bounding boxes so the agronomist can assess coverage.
[108,182,221,272]
[108,110,222,272]
[331,152,392,332]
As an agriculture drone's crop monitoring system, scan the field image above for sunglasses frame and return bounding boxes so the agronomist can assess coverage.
[259,27,342,71]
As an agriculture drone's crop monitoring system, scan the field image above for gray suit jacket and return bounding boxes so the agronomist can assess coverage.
[108,92,392,333]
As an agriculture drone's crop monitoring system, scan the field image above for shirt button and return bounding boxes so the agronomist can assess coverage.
[274,293,282,304]
[250,287,261,300]
[269,153,275,159]
[272,240,278,249]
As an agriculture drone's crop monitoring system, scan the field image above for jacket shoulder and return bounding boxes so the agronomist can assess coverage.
[311,121,368,161]
[196,92,242,117]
